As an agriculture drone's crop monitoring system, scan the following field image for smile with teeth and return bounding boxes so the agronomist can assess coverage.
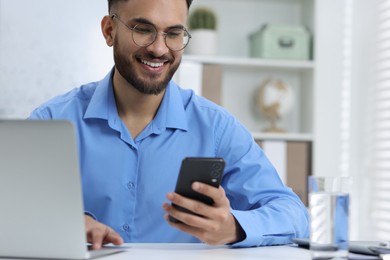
[141,59,164,68]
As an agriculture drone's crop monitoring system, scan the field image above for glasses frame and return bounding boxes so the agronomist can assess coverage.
[111,14,191,52]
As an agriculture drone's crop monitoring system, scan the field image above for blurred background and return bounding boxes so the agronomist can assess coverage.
[0,0,387,241]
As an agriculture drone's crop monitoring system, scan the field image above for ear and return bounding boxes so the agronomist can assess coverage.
[101,15,114,47]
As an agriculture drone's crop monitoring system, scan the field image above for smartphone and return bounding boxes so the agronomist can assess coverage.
[169,157,225,223]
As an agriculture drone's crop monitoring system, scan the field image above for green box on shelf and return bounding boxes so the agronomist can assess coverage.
[249,24,311,60]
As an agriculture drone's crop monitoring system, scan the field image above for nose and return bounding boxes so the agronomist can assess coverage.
[145,33,170,56]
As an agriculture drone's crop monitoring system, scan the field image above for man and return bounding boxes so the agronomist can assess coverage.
[29,0,309,249]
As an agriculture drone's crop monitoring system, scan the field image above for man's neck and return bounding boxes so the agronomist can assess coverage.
[112,70,166,139]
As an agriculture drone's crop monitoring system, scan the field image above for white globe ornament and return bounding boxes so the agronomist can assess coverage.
[256,78,295,132]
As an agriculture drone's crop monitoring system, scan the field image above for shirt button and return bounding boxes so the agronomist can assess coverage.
[123,224,129,231]
[127,182,135,189]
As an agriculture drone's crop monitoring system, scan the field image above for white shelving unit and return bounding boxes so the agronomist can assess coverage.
[183,55,315,70]
[251,132,313,142]
[182,54,314,140]
[180,0,315,141]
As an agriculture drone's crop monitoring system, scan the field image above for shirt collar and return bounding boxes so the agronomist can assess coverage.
[84,68,116,121]
[152,81,188,133]
[84,68,188,132]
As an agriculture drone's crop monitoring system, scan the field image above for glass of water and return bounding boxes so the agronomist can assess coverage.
[308,176,350,259]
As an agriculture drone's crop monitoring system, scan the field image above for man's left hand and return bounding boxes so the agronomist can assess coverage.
[162,182,245,245]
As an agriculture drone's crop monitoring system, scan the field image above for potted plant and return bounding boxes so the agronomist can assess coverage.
[186,7,218,55]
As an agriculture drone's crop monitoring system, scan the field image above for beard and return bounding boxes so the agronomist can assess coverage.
[113,38,181,95]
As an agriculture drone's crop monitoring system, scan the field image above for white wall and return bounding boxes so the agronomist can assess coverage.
[313,0,345,178]
[0,0,113,118]
[351,0,378,240]
[314,0,378,240]
[313,0,375,240]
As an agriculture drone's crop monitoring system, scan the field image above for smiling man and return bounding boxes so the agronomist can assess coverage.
[29,0,309,249]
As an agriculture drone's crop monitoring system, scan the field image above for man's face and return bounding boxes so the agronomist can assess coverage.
[112,0,188,95]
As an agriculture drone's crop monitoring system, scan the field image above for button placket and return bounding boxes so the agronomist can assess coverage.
[127,182,135,190]
[123,224,130,231]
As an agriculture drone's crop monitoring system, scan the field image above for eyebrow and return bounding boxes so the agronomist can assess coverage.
[132,17,186,30]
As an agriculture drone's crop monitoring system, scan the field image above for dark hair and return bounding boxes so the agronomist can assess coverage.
[108,0,193,13]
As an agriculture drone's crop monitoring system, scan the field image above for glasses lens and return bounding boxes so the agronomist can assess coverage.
[165,28,190,51]
[131,23,190,51]
[132,24,156,47]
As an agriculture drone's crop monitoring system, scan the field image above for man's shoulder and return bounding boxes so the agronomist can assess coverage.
[30,82,98,119]
[181,87,230,118]
[176,85,226,113]
[173,85,238,133]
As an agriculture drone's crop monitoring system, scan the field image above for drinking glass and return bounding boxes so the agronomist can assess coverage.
[308,176,350,259]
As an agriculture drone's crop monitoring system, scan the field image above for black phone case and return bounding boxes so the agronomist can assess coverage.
[169,157,225,223]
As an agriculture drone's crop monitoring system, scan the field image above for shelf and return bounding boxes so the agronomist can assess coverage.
[251,132,313,142]
[183,55,315,71]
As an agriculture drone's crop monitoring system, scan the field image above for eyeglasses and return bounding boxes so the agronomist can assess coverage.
[111,14,191,52]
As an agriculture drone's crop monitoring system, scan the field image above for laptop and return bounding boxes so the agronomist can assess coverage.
[0,120,125,259]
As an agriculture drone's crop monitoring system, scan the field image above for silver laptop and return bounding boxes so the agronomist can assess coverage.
[0,120,125,259]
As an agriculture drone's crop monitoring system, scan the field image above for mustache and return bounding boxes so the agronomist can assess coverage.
[135,52,173,62]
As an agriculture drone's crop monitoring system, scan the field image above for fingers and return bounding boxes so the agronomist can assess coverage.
[163,201,210,228]
[191,182,226,205]
[89,226,123,250]
[104,228,124,246]
[163,184,238,245]
[89,229,105,250]
[85,215,123,250]
[163,184,229,227]
[166,182,227,219]
[163,205,238,245]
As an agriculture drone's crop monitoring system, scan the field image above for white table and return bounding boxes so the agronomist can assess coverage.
[103,243,312,260]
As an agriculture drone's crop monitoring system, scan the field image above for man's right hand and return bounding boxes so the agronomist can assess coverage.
[85,215,124,249]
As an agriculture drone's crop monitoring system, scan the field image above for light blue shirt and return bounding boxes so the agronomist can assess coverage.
[29,69,309,247]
